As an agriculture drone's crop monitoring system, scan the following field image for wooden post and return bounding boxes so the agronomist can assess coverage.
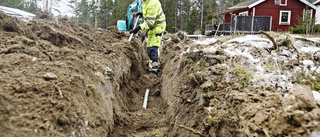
[233,15,237,35]
[214,23,221,37]
[251,16,254,34]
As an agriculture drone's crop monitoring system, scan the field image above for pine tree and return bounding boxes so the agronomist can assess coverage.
[78,0,90,24]
[186,1,200,34]
[111,0,131,26]
[99,0,114,28]
[88,0,98,28]
[0,0,24,9]
[23,0,40,14]
[161,0,177,32]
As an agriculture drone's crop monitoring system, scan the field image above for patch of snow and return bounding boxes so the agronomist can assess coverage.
[300,60,320,74]
[312,91,320,105]
[32,57,37,62]
[302,60,315,67]
[186,46,200,53]
[250,41,273,48]
[307,38,320,42]
[316,67,320,74]
[95,72,102,76]
[192,34,319,92]
[309,131,320,137]
[194,38,217,45]
[227,35,271,43]
[203,46,217,53]
[292,35,320,42]
[300,46,320,53]
[224,48,260,63]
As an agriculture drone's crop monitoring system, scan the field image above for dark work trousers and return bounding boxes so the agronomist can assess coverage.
[147,46,159,64]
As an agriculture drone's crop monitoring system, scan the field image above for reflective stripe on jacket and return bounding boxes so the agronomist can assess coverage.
[140,0,166,31]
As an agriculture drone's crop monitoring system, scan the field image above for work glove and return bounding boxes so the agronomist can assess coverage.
[136,12,143,18]
[129,26,141,34]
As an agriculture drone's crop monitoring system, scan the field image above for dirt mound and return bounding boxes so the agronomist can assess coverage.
[160,34,320,136]
[0,12,154,137]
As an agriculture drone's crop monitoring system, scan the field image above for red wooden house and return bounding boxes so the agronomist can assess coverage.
[217,0,316,31]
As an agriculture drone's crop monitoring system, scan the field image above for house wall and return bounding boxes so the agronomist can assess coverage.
[224,8,252,23]
[224,0,316,31]
[316,5,320,24]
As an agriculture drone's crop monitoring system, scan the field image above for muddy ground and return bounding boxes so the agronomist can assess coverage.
[0,12,320,137]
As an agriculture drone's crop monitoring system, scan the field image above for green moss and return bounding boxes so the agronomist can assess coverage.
[242,126,252,137]
[195,60,208,71]
[152,129,164,137]
[294,72,320,90]
[207,115,221,128]
[232,66,252,88]
[192,72,203,85]
[263,64,276,70]
[280,38,293,47]
[105,47,114,54]
[88,85,97,97]
[103,71,111,76]
[315,82,320,91]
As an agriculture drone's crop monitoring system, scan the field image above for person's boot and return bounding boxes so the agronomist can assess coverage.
[149,62,158,75]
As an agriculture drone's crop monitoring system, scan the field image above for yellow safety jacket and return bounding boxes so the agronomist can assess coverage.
[139,0,166,47]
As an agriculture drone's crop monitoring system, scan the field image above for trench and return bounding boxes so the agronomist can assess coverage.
[107,39,208,137]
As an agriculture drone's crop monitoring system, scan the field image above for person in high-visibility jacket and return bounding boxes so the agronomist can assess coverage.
[130,0,166,75]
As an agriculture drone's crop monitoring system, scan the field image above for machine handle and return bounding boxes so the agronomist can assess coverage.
[128,15,140,41]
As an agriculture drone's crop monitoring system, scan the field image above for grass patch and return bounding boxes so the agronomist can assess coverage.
[242,126,252,137]
[105,47,114,54]
[262,64,276,70]
[152,129,164,137]
[207,114,221,128]
[88,85,97,97]
[295,71,320,91]
[232,66,252,88]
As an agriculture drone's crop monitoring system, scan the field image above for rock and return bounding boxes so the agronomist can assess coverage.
[153,89,161,96]
[251,110,268,125]
[288,58,299,66]
[200,79,216,91]
[43,72,58,80]
[288,85,318,110]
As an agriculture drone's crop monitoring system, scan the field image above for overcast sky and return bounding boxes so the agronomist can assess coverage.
[38,0,74,17]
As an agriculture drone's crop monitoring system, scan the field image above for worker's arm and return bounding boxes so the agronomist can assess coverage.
[140,3,158,30]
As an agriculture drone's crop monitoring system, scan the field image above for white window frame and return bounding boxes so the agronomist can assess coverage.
[279,10,291,25]
[280,0,287,6]
[239,11,249,16]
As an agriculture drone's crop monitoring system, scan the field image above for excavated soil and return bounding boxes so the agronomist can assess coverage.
[0,12,167,137]
[0,11,320,137]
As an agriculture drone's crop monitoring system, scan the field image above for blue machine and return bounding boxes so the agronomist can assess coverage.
[117,0,143,32]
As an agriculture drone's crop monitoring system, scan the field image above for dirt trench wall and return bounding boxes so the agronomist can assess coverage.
[0,12,144,137]
[160,39,209,137]
[160,35,320,137]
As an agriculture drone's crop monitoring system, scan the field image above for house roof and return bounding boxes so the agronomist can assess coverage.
[228,0,265,9]
[228,0,316,10]
[314,0,320,5]
[300,0,317,9]
[0,6,35,17]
